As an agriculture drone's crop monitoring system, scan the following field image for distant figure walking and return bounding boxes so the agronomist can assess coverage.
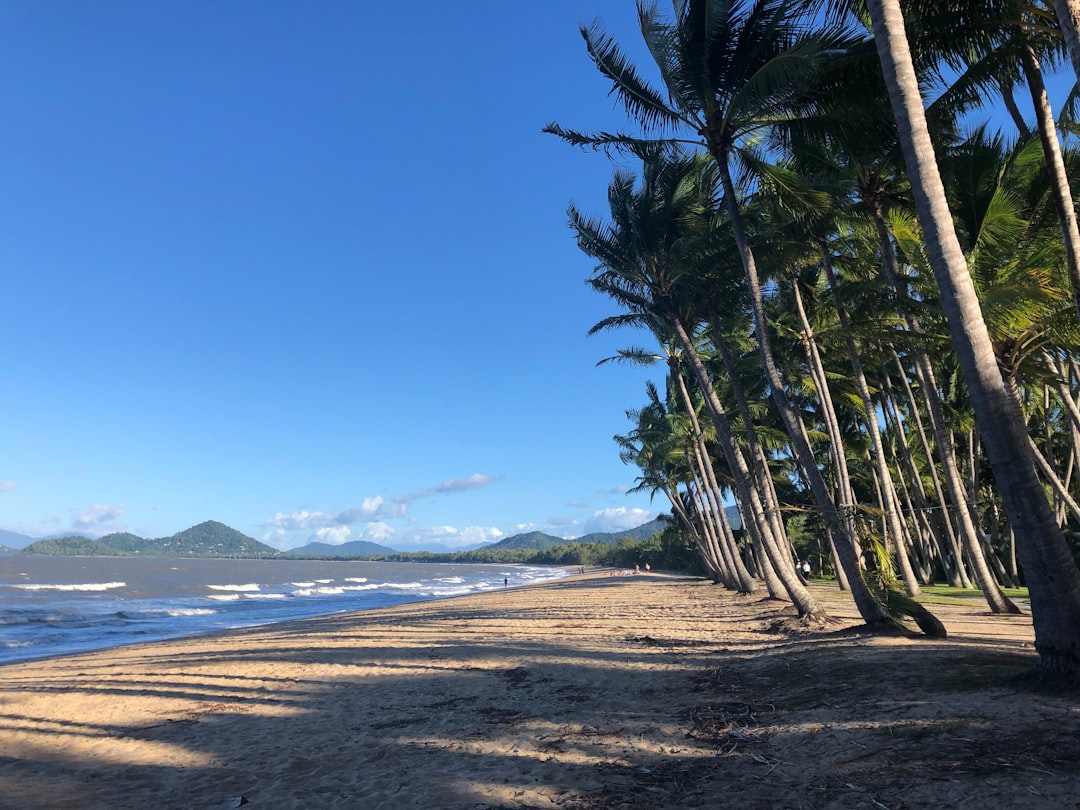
[504,578,508,588]
[645,563,651,574]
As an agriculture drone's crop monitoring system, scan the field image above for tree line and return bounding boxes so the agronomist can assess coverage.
[547,0,1080,682]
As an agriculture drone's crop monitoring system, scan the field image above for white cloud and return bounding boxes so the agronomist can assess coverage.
[361,522,395,541]
[0,481,15,493]
[70,503,125,532]
[263,472,501,549]
[399,473,502,504]
[583,507,655,534]
[314,526,351,545]
[389,524,505,552]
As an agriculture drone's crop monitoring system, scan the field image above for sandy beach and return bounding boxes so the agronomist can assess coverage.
[1,572,1076,809]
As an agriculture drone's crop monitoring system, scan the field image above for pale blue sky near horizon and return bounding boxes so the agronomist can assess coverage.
[1,2,1071,551]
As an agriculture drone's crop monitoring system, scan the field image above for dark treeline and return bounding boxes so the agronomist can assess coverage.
[287,524,707,575]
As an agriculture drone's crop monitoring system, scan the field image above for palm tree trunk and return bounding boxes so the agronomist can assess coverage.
[818,247,921,595]
[710,324,794,567]
[1019,43,1080,326]
[868,0,1080,675]
[674,366,759,592]
[713,156,895,630]
[670,316,826,619]
[1049,0,1080,85]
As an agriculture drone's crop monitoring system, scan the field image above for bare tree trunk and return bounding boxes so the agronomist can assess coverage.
[868,0,1080,675]
[1021,42,1080,325]
[818,247,921,595]
[1049,0,1080,86]
[670,317,825,619]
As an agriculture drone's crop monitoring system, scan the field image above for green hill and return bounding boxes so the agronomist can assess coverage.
[486,518,668,551]
[21,521,279,558]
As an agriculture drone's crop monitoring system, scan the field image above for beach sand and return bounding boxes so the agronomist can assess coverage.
[0,572,1076,809]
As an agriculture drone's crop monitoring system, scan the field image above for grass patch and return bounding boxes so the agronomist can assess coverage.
[919,584,1029,601]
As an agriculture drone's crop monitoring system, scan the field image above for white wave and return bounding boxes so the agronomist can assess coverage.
[384,582,424,590]
[344,577,368,583]
[314,579,333,584]
[12,582,126,592]
[434,577,465,584]
[243,593,286,600]
[207,594,242,602]
[342,584,379,591]
[430,588,472,597]
[292,587,345,597]
[291,581,316,587]
[207,583,261,592]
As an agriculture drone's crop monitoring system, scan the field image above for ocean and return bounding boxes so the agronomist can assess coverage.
[0,556,568,665]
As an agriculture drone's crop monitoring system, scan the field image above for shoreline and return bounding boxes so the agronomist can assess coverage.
[1,573,1075,809]
[0,557,573,667]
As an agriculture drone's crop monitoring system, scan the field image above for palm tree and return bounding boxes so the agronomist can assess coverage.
[865,0,1080,679]
[574,149,828,618]
[548,0,906,632]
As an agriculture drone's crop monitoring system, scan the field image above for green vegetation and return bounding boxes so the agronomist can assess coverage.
[22,521,279,558]
[356,523,705,573]
[547,0,1080,676]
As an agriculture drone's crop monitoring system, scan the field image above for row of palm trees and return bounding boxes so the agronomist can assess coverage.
[547,0,1080,681]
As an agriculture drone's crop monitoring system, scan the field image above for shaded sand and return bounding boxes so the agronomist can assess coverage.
[1,573,1077,809]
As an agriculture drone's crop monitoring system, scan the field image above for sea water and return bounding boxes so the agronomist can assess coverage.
[0,556,568,665]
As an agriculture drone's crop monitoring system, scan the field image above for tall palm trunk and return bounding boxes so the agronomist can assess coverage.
[710,324,794,565]
[816,249,921,594]
[670,316,827,619]
[712,155,896,629]
[673,365,758,592]
[1050,0,1080,84]
[1019,43,1080,325]
[868,0,1080,676]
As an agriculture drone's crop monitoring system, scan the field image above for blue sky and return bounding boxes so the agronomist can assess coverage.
[1,3,1072,552]
[0,1,672,550]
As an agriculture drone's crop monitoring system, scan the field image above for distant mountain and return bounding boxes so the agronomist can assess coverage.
[287,539,398,557]
[21,521,279,558]
[0,544,19,556]
[0,529,35,550]
[486,531,567,551]
[486,518,670,552]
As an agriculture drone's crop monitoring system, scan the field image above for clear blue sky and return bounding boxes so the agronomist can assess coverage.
[0,1,671,550]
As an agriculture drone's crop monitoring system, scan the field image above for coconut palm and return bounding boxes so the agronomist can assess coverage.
[574,148,827,618]
[865,0,1080,679]
[547,0,909,631]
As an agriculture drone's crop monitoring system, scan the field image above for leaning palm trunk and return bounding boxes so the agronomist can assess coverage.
[789,276,860,543]
[1028,437,1080,525]
[880,364,957,584]
[1050,0,1080,93]
[868,0,1080,676]
[1020,43,1080,326]
[670,317,827,619]
[671,362,758,592]
[818,249,921,594]
[712,157,898,630]
[686,466,737,587]
[875,197,1005,600]
[661,477,723,581]
[710,324,794,563]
